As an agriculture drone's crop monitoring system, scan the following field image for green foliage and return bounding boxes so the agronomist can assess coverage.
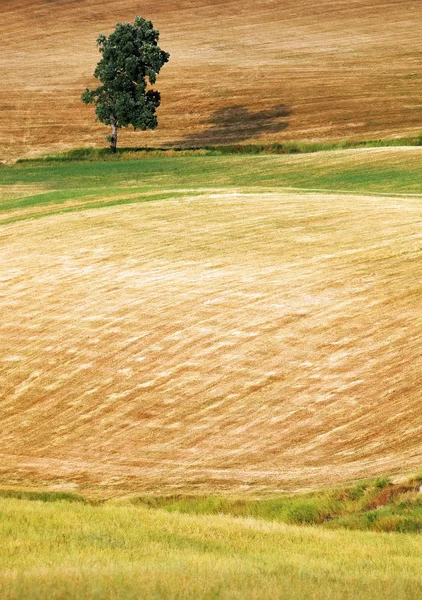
[15,135,422,163]
[286,503,324,525]
[1,478,422,535]
[347,482,368,501]
[0,488,89,504]
[81,17,169,150]
[132,477,422,534]
[375,477,391,488]
[3,148,422,225]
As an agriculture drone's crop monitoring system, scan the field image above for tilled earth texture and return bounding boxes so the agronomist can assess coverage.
[2,0,422,160]
[1,190,421,495]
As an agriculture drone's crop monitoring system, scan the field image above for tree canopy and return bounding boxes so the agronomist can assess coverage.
[82,17,170,152]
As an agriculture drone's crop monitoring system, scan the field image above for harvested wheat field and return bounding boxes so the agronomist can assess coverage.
[1,153,421,495]
[2,0,422,161]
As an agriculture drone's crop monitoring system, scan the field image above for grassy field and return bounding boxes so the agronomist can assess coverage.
[1,148,422,496]
[3,2,422,594]
[2,0,422,160]
[133,477,422,533]
[1,147,422,596]
[1,496,422,600]
[3,475,422,533]
[2,147,422,225]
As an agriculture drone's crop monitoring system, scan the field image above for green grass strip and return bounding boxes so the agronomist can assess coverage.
[3,477,422,534]
[12,136,422,164]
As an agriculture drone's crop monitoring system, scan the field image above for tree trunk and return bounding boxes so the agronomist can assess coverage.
[110,118,118,153]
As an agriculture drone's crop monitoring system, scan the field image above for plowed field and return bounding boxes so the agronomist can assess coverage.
[1,151,421,494]
[2,0,422,160]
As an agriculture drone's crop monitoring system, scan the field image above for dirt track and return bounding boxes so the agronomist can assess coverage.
[1,191,421,494]
[2,0,422,160]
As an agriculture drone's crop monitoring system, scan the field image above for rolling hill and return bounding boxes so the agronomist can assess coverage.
[2,0,422,161]
[1,149,422,495]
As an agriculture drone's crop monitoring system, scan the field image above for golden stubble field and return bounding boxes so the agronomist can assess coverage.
[1,190,421,494]
[2,0,422,161]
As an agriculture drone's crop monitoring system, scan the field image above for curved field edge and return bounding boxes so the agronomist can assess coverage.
[1,150,421,497]
[2,475,422,534]
[11,136,422,164]
[2,148,422,225]
[1,497,422,600]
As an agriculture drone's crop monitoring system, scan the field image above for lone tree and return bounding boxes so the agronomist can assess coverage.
[82,17,169,153]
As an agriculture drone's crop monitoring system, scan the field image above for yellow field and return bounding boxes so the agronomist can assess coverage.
[2,498,422,599]
[2,0,422,160]
[1,172,421,494]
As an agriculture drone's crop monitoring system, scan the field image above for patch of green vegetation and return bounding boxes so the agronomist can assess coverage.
[0,488,89,504]
[2,478,422,534]
[13,135,422,163]
[3,153,421,191]
[1,148,421,226]
[133,477,422,533]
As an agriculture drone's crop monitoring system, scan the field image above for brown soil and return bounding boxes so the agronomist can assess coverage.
[1,191,421,495]
[2,0,422,161]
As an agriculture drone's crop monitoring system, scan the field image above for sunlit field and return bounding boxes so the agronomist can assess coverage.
[1,497,422,600]
[1,148,422,496]
[2,0,422,160]
[3,1,422,596]
[1,145,422,598]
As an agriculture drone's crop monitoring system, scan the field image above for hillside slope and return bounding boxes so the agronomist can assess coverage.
[1,0,422,160]
[1,150,422,495]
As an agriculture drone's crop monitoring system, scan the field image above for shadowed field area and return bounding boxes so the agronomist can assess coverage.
[2,0,422,160]
[1,149,421,495]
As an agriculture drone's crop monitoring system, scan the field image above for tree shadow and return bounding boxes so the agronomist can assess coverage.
[170,104,291,147]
